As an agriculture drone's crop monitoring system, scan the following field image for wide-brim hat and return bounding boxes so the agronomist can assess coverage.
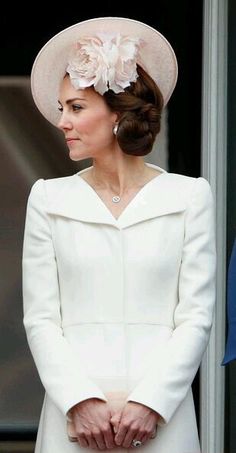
[31,17,178,126]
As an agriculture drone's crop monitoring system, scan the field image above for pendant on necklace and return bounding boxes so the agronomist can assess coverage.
[112,195,121,203]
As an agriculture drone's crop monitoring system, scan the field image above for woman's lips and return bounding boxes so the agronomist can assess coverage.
[66,138,79,144]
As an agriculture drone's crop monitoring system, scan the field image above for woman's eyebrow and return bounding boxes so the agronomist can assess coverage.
[58,97,86,105]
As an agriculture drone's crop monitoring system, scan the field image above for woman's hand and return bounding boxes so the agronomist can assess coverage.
[110,401,159,449]
[70,397,116,450]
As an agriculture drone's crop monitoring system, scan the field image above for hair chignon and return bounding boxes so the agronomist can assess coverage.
[104,65,164,156]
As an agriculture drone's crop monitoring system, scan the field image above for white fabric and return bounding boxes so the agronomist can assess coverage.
[22,163,216,452]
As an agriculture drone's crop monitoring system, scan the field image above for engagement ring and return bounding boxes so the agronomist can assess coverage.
[132,439,142,447]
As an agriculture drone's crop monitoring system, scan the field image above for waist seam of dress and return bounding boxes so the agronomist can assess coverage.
[62,321,174,328]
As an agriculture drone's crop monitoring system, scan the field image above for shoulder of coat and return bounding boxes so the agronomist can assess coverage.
[160,172,205,205]
[44,173,78,188]
[42,173,78,199]
[162,171,197,190]
[163,173,212,208]
[44,173,76,185]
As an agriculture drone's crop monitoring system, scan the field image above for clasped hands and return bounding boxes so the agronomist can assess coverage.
[69,397,159,450]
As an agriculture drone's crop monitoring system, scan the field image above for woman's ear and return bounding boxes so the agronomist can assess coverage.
[111,111,121,124]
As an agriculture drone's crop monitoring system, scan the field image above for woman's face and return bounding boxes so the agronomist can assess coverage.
[57,75,118,161]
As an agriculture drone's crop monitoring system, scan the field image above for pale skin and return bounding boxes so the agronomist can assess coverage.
[57,75,161,449]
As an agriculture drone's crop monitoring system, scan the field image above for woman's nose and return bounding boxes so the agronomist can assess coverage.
[57,112,73,131]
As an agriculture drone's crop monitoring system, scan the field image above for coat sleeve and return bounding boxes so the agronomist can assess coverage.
[22,179,108,416]
[127,177,216,424]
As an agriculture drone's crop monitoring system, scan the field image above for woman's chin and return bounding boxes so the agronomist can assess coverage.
[68,150,91,162]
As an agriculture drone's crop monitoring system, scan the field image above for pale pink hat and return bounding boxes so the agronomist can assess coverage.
[31,17,178,126]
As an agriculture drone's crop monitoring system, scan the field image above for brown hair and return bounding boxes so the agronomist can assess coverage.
[104,65,164,156]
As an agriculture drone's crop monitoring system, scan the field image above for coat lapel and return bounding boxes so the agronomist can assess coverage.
[45,166,186,229]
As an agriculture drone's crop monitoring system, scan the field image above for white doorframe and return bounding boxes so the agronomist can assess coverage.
[200,0,228,452]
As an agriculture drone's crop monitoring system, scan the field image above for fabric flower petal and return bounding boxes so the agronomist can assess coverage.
[66,33,142,95]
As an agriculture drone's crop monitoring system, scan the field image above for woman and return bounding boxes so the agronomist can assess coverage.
[22,17,216,453]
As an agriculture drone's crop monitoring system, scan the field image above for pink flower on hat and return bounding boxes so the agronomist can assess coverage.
[66,33,141,95]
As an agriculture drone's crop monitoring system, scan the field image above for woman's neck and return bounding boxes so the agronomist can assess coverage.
[90,156,150,196]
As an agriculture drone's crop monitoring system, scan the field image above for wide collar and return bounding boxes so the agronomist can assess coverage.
[45,164,186,229]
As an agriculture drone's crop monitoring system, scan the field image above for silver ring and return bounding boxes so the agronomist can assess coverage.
[132,439,142,447]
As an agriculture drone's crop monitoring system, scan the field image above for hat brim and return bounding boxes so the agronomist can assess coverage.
[31,17,178,126]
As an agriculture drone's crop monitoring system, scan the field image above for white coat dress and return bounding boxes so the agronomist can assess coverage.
[22,163,216,453]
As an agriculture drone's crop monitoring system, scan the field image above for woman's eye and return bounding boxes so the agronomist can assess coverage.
[72,104,82,111]
[57,104,82,113]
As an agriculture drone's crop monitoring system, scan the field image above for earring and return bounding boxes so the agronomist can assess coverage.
[113,124,118,135]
